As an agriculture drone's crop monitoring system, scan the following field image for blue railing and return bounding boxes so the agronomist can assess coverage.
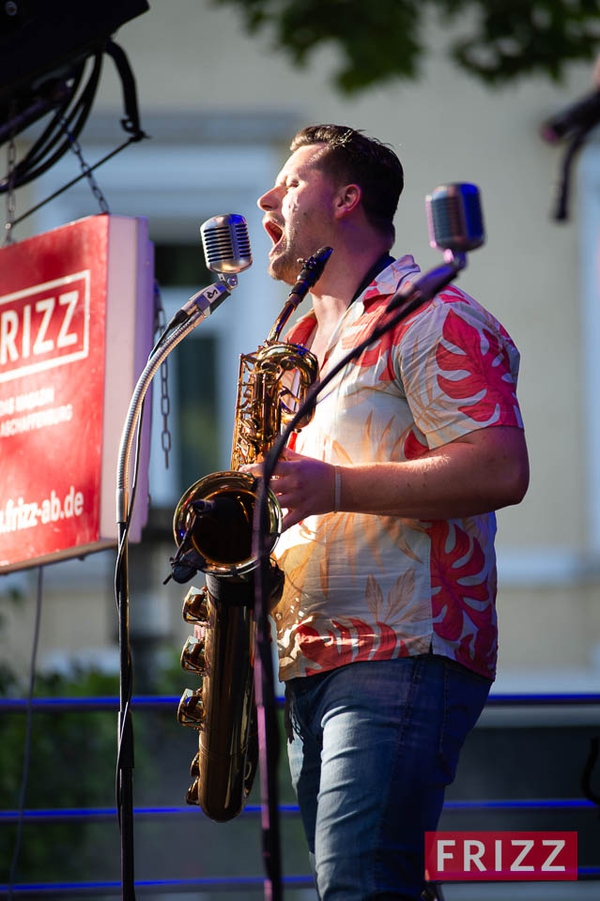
[1,692,599,897]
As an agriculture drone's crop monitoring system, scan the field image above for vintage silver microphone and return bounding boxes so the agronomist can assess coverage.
[168,213,252,328]
[200,213,253,273]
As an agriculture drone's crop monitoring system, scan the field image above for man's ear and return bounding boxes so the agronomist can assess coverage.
[334,183,362,218]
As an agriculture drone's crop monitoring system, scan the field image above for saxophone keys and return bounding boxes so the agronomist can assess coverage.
[185,776,200,806]
[184,752,202,806]
[177,687,206,728]
[180,636,207,675]
[182,585,210,624]
[189,749,200,778]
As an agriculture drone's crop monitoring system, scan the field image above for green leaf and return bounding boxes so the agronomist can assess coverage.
[212,0,600,93]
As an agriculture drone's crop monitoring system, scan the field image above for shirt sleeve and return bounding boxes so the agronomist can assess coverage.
[395,290,524,449]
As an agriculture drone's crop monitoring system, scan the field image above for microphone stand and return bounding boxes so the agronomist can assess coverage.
[252,248,470,900]
[114,278,237,900]
[251,535,283,901]
[550,124,594,222]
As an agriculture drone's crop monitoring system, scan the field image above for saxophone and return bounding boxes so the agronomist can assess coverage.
[169,246,333,822]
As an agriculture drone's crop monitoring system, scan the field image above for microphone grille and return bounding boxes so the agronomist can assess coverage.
[426,183,485,253]
[200,214,253,274]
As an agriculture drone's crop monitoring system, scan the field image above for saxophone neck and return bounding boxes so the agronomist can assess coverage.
[266,298,302,344]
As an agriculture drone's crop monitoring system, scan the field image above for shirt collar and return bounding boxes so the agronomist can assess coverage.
[360,254,421,307]
[286,254,422,345]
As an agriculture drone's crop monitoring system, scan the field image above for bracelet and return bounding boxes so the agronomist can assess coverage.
[333,465,342,512]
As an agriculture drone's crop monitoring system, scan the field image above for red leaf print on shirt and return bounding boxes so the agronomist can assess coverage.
[436,308,515,424]
[351,300,417,383]
[296,617,399,675]
[351,324,396,382]
[455,620,497,675]
[403,427,428,460]
[430,521,489,642]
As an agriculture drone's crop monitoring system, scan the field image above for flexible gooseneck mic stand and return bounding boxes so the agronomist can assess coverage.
[114,277,237,901]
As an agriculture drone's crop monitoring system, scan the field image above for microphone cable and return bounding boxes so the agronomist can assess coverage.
[112,280,167,901]
[113,401,143,901]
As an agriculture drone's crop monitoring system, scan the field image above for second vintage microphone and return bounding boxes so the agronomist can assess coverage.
[426,182,485,255]
[387,182,485,312]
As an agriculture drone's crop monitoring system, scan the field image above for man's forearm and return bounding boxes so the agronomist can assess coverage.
[337,426,529,520]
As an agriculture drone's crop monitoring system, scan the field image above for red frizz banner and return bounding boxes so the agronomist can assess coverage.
[425,831,578,881]
[0,214,153,571]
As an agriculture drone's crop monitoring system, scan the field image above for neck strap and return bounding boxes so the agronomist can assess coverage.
[349,252,395,305]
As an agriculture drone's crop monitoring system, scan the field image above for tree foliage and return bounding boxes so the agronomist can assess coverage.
[214,0,600,93]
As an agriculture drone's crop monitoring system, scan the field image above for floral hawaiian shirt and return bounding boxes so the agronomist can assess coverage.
[273,255,524,682]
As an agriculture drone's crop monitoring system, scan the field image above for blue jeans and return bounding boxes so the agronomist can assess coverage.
[285,654,491,900]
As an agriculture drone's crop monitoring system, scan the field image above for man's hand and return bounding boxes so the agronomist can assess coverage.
[242,448,337,530]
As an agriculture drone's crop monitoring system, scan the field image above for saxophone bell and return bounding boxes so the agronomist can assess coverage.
[172,471,282,580]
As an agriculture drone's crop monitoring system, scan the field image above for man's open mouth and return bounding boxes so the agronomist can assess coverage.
[264,218,284,246]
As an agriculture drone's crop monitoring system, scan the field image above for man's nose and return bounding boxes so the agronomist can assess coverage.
[257,186,280,211]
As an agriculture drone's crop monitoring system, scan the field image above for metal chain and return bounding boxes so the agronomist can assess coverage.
[3,133,17,246]
[160,356,172,470]
[153,281,172,469]
[58,114,110,214]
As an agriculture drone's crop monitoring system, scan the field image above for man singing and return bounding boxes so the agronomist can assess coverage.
[246,124,529,900]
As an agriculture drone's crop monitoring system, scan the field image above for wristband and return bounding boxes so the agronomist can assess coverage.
[333,465,342,512]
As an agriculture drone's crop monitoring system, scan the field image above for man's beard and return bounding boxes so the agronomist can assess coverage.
[267,223,322,286]
[268,238,301,285]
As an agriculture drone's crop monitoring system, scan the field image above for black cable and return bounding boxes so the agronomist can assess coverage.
[0,54,102,192]
[104,40,147,142]
[112,288,167,898]
[551,124,596,222]
[1,38,148,228]
[18,56,102,186]
[112,381,148,901]
[7,567,44,900]
[113,402,144,709]
[113,399,144,614]
[14,60,89,173]
[22,59,101,178]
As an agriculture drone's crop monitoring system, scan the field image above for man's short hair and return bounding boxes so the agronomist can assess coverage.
[290,124,404,240]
